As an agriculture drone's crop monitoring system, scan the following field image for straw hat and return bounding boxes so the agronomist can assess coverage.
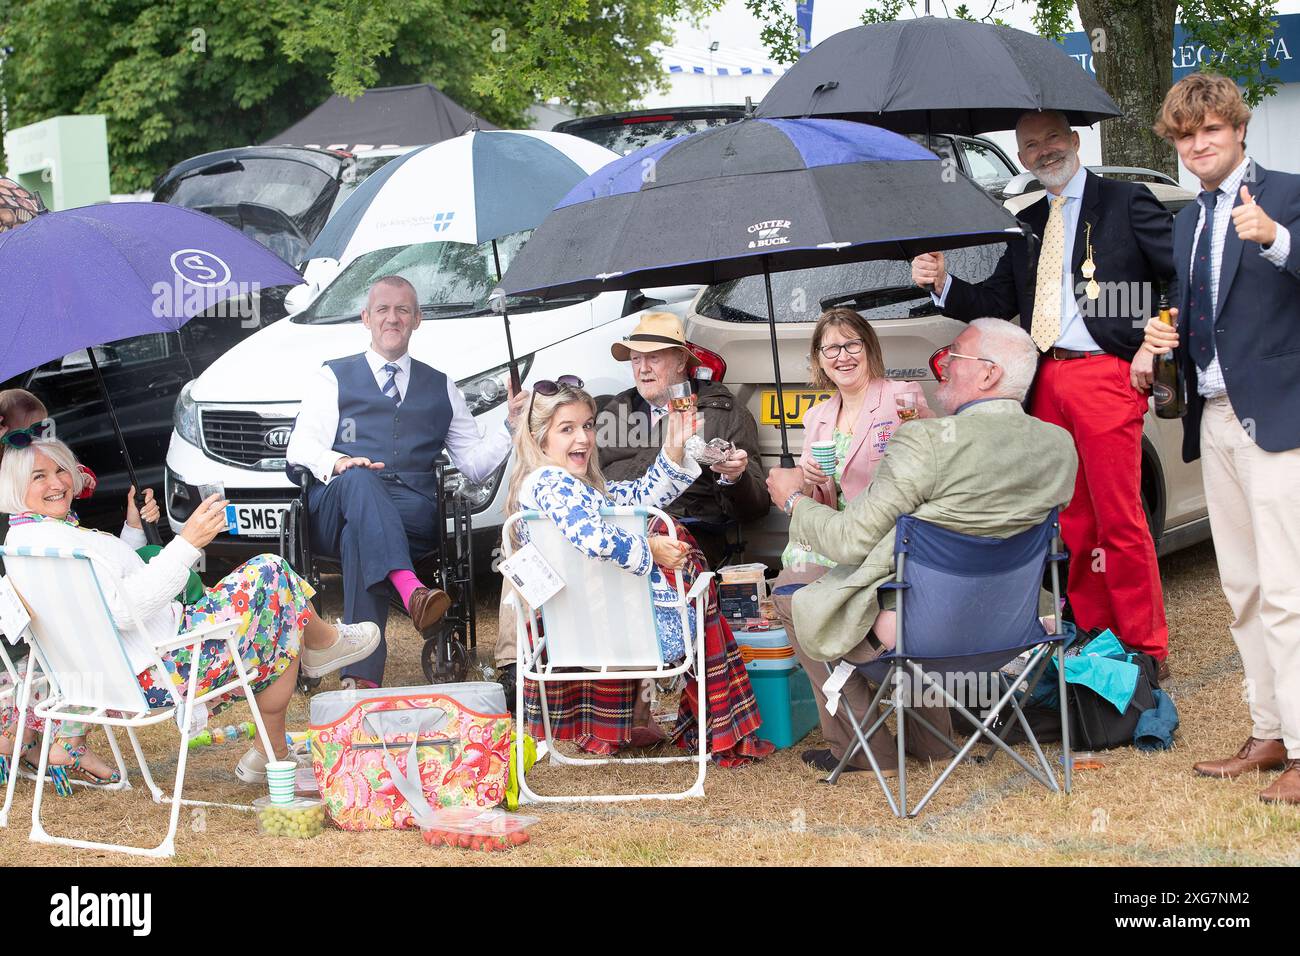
[610,311,700,366]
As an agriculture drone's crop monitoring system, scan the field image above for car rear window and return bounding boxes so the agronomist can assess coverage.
[695,245,1004,324]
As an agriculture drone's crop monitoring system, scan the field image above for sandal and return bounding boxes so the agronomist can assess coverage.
[53,741,121,787]
[17,741,74,798]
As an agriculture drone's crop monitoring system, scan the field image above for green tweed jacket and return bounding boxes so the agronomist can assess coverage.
[789,398,1079,661]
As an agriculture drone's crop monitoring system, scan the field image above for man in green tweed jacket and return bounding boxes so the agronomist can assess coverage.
[767,319,1078,775]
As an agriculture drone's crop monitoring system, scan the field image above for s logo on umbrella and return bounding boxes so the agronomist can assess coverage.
[170,248,232,287]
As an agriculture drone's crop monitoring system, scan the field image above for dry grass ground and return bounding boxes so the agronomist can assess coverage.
[3,540,1297,867]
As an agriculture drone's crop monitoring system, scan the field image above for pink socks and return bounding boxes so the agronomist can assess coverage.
[388,569,424,611]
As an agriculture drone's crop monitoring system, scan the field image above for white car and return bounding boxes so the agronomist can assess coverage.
[163,245,698,558]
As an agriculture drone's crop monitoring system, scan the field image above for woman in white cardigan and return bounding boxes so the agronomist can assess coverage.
[0,439,381,783]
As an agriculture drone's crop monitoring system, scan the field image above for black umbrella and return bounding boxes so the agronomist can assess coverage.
[500,117,1026,466]
[755,17,1120,136]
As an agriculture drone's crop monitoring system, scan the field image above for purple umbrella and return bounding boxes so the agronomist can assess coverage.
[0,202,303,540]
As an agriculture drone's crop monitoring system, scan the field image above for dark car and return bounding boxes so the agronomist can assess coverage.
[553,105,749,155]
[151,146,356,267]
[3,294,287,531]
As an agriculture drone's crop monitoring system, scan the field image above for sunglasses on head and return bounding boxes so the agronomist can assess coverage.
[0,420,53,449]
[527,375,585,422]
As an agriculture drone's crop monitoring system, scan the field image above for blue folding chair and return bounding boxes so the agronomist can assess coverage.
[824,509,1072,818]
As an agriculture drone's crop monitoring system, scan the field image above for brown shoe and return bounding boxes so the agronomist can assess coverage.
[408,587,451,631]
[1259,760,1300,805]
[1193,737,1287,779]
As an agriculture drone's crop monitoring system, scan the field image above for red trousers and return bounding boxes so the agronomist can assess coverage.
[1031,353,1168,660]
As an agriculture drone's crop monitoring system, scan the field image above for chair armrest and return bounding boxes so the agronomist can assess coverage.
[155,619,239,654]
[285,463,316,491]
[685,571,715,604]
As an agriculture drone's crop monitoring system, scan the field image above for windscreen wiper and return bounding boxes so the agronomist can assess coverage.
[820,285,930,312]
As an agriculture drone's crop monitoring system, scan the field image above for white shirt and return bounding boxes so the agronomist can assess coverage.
[935,164,1102,351]
[1189,156,1293,398]
[6,520,200,675]
[286,348,513,485]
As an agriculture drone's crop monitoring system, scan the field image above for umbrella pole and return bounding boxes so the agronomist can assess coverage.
[763,258,796,469]
[87,349,162,546]
[491,239,522,393]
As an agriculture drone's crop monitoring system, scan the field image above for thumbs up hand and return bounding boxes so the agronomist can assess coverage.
[1231,184,1278,247]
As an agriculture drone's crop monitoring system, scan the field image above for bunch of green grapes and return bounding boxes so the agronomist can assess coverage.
[259,803,328,838]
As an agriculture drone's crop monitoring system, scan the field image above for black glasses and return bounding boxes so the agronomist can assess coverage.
[527,375,585,424]
[0,420,52,449]
[818,339,865,359]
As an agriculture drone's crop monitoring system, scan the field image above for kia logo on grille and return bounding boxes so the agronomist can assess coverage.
[264,426,292,450]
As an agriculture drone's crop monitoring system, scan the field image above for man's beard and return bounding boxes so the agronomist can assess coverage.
[1033,150,1079,191]
[934,380,959,416]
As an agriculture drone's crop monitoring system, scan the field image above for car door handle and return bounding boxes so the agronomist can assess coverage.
[147,373,186,391]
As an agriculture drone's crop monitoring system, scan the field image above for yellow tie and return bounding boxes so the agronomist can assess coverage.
[1031,195,1069,352]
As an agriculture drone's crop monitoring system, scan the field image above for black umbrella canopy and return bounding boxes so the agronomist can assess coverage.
[500,117,1025,300]
[265,83,497,150]
[755,17,1120,135]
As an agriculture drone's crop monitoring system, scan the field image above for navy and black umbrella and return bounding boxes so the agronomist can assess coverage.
[500,117,1025,465]
[755,17,1120,136]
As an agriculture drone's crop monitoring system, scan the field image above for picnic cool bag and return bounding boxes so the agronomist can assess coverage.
[310,682,512,831]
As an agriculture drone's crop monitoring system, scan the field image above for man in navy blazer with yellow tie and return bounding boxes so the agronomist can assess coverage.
[1143,73,1300,805]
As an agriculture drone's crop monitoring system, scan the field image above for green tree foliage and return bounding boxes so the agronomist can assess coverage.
[0,0,719,192]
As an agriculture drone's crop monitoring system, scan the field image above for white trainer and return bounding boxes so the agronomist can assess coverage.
[300,620,381,678]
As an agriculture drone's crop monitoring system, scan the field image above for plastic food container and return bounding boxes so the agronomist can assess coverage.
[1061,751,1109,770]
[254,795,328,838]
[419,806,540,853]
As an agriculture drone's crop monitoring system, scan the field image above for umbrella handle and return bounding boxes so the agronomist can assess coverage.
[139,489,163,546]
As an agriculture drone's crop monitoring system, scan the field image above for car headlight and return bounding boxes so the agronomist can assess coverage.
[173,380,201,448]
[456,355,533,417]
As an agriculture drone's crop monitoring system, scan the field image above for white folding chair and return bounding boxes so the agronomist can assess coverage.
[0,545,278,857]
[501,506,711,803]
[0,636,50,828]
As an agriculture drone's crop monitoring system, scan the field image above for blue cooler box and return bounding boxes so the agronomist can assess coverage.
[733,626,819,749]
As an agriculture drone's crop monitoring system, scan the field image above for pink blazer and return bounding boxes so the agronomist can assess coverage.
[799,378,934,506]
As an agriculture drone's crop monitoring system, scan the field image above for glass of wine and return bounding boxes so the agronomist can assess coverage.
[668,380,695,413]
[895,394,920,423]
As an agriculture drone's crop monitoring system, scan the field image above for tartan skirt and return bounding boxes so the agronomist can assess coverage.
[523,520,773,765]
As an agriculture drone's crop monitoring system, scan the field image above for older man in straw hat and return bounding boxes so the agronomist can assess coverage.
[597,311,768,567]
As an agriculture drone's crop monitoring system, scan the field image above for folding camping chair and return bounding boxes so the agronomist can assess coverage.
[0,634,49,829]
[500,506,711,804]
[821,510,1072,818]
[0,545,278,857]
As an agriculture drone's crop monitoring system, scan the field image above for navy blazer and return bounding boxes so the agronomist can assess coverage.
[942,170,1175,362]
[1172,161,1300,462]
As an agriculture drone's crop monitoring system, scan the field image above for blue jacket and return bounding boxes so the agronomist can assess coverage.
[1172,161,1300,461]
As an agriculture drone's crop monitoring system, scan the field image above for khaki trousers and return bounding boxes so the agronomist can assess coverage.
[1201,396,1300,758]
[772,566,954,770]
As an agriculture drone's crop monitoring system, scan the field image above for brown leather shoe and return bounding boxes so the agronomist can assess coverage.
[1193,737,1287,779]
[1259,760,1300,805]
[407,587,451,632]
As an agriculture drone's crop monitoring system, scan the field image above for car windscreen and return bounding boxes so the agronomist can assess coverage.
[695,245,1005,324]
[567,116,741,155]
[293,231,591,324]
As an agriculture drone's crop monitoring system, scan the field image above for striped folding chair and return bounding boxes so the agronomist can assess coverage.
[821,510,1073,818]
[0,631,51,828]
[0,545,278,857]
[500,506,711,803]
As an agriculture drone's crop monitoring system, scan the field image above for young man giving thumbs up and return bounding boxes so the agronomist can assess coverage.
[1142,73,1300,805]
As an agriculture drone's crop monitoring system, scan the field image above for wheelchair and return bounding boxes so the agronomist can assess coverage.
[278,459,477,685]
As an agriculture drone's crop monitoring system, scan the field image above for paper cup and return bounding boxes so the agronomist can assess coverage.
[810,440,837,474]
[266,760,298,805]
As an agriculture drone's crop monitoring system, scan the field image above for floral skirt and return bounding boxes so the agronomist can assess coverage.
[137,554,314,716]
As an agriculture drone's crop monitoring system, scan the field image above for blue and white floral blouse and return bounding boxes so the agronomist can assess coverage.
[516,449,703,662]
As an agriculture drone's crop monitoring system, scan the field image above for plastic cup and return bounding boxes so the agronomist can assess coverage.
[266,760,298,805]
[810,440,837,475]
[895,394,919,423]
[667,380,694,413]
[198,481,237,534]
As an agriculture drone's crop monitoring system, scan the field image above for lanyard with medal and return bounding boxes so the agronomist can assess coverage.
[1081,222,1099,300]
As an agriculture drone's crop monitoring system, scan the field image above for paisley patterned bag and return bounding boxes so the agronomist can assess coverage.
[310,683,511,831]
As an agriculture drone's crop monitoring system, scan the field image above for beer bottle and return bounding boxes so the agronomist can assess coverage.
[1152,289,1186,419]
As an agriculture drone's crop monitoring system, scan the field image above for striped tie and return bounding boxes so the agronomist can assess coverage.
[381,363,401,406]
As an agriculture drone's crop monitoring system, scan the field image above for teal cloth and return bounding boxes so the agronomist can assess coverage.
[1062,630,1140,714]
